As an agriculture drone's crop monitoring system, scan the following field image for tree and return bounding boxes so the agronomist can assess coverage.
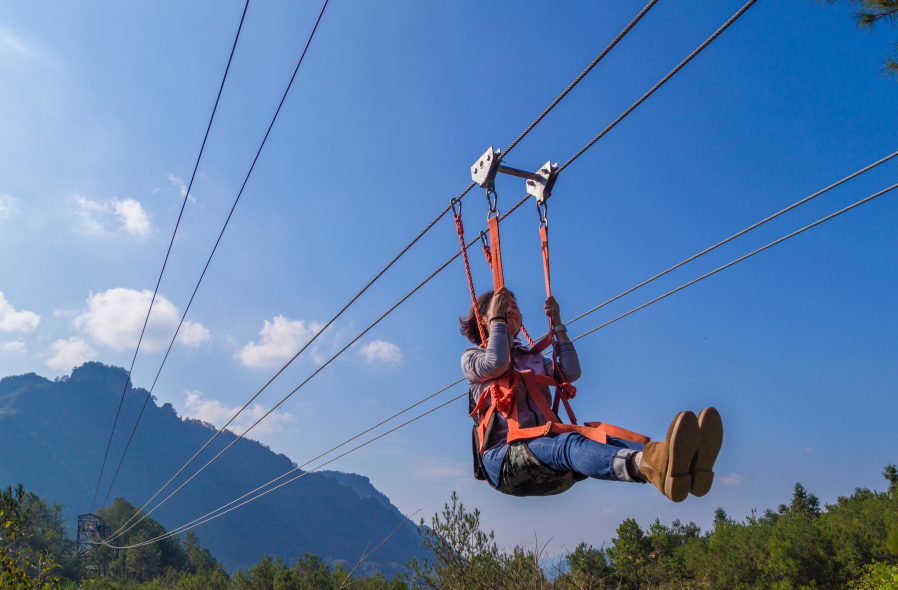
[562,543,610,590]
[820,0,898,77]
[605,518,650,589]
[790,482,822,518]
[406,492,503,589]
[0,485,63,589]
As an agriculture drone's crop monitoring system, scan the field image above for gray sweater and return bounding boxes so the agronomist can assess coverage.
[461,322,582,450]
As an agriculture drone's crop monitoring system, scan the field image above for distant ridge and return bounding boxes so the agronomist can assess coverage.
[0,362,426,573]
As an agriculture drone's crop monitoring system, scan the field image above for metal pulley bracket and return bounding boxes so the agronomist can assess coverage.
[471,146,502,190]
[525,161,559,205]
[471,146,560,203]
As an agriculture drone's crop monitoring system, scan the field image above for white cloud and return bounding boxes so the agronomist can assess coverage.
[114,198,152,238]
[719,473,746,486]
[0,194,18,219]
[167,174,194,203]
[73,287,211,352]
[358,339,403,365]
[183,389,295,435]
[45,337,96,371]
[602,507,617,515]
[2,341,27,353]
[235,315,323,368]
[72,195,153,238]
[0,291,40,333]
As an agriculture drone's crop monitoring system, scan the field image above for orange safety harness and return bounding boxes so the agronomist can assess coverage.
[453,195,649,464]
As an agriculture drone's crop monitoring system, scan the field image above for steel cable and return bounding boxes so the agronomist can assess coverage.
[558,0,759,173]
[124,178,898,549]
[569,182,898,342]
[553,150,898,334]
[100,0,331,529]
[99,379,461,549]
[105,1,660,536]
[99,171,898,544]
[501,0,660,157]
[90,0,251,514]
[100,391,468,549]
[107,194,531,541]
[100,174,898,548]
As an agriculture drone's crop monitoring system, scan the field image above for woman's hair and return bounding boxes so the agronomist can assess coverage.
[459,290,515,345]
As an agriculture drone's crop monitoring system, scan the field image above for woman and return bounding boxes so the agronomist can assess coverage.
[461,288,723,502]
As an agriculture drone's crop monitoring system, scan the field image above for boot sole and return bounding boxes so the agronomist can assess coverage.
[666,411,700,503]
[691,407,724,497]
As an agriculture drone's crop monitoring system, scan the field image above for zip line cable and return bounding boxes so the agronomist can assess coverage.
[100,391,468,549]
[555,149,898,333]
[107,196,531,541]
[97,0,331,511]
[501,0,660,156]
[110,380,462,546]
[109,0,753,539]
[109,0,758,539]
[114,176,898,550]
[558,0,758,173]
[104,0,660,535]
[89,0,251,514]
[569,182,898,342]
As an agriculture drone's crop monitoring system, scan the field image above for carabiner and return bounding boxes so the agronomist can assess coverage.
[485,189,500,220]
[479,230,490,250]
[450,197,462,217]
[536,200,548,228]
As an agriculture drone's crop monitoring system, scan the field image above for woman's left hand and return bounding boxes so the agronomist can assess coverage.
[544,296,563,325]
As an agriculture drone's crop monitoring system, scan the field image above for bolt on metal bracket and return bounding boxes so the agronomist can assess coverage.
[525,161,559,205]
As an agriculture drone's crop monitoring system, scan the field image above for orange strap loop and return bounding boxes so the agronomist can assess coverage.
[488,216,505,291]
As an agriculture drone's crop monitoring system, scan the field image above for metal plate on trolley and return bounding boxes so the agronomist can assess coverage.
[471,146,501,189]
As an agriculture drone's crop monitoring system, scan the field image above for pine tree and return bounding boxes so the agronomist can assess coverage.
[821,0,898,77]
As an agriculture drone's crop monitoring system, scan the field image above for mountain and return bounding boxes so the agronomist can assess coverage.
[318,471,408,523]
[0,362,426,573]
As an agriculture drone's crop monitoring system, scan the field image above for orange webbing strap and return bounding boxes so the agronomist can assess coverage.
[455,213,487,347]
[540,224,551,298]
[471,376,517,452]
[583,422,651,445]
[506,370,651,446]
[488,215,505,291]
[538,221,568,412]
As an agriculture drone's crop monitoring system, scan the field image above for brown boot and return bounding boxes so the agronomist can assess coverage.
[638,411,700,503]
[690,407,724,497]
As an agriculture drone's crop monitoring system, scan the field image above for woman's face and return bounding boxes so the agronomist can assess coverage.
[483,293,522,338]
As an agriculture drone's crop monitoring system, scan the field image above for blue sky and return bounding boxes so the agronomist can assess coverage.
[1,0,897,555]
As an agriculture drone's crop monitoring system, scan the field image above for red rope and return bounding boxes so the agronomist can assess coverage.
[455,214,487,347]
[519,325,536,348]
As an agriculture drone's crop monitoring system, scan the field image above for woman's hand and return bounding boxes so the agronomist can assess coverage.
[488,288,513,322]
[544,296,563,325]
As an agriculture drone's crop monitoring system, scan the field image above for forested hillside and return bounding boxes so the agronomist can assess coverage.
[0,362,425,573]
[2,466,896,589]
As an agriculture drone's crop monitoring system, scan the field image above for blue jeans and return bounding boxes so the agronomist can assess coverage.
[482,433,645,487]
